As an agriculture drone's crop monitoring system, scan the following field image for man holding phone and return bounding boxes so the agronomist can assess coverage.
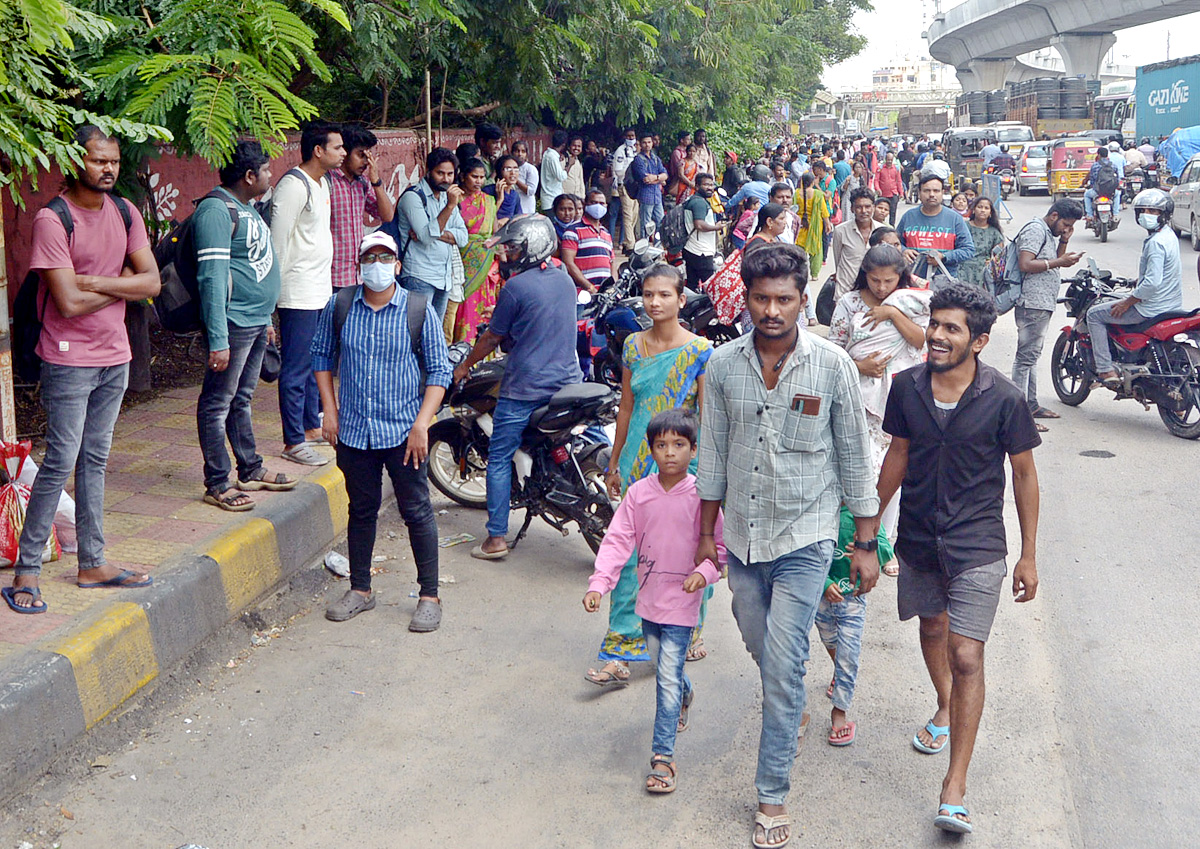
[895,173,974,282]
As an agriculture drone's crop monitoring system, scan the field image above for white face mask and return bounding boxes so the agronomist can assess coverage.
[585,203,607,220]
[361,261,396,292]
[625,138,636,148]
[1137,212,1160,230]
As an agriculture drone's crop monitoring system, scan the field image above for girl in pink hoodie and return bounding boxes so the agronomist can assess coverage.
[583,409,726,795]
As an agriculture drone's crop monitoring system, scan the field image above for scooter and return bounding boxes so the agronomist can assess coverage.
[1087,194,1120,243]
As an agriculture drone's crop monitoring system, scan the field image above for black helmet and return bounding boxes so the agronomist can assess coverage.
[999,144,1009,152]
[1141,137,1151,145]
[490,215,557,277]
[750,163,772,183]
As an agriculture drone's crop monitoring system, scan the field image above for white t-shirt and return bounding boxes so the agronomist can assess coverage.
[683,196,718,257]
[269,169,333,310]
[517,162,540,214]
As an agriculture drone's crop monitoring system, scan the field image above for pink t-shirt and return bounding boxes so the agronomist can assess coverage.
[588,474,726,628]
[27,195,150,367]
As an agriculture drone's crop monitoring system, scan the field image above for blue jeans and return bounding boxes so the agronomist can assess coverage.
[278,308,322,447]
[15,363,128,575]
[643,619,694,758]
[400,276,450,321]
[814,595,867,712]
[607,195,623,247]
[638,192,664,240]
[485,397,545,538]
[197,323,267,491]
[728,540,835,806]
[1086,299,1150,374]
[1084,187,1121,217]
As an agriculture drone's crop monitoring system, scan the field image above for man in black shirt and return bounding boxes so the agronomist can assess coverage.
[876,284,1041,837]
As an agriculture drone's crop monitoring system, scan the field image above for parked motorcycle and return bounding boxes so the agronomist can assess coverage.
[680,286,742,347]
[1087,194,1120,242]
[427,347,618,551]
[1050,260,1200,439]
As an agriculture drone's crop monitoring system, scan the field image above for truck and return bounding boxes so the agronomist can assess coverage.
[797,115,841,136]
[1137,54,1200,143]
[1006,92,1093,139]
[898,107,949,136]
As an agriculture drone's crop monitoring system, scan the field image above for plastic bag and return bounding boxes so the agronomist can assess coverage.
[0,442,62,567]
[16,456,76,553]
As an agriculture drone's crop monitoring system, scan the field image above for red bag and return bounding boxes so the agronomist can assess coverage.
[703,251,747,325]
[0,442,61,567]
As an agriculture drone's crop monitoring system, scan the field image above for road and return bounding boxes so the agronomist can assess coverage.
[1,194,1197,849]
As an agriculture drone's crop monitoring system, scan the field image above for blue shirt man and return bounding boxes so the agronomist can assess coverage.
[727,180,773,210]
[630,133,668,237]
[980,143,1002,167]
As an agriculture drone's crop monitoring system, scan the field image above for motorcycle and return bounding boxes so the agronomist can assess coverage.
[1049,259,1200,439]
[1087,193,1120,243]
[427,345,619,552]
[997,167,1015,200]
[1127,168,1145,195]
[1144,161,1160,189]
[680,285,742,347]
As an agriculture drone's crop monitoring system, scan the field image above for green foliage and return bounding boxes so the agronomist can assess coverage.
[0,0,169,204]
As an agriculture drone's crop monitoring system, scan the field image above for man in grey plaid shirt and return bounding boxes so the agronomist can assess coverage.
[695,242,879,849]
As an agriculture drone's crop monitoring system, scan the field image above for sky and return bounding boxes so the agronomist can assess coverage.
[821,1,1200,92]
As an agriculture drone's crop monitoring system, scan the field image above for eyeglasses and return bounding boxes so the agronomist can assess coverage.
[359,253,397,264]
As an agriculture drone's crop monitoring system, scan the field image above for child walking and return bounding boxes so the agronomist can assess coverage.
[815,505,893,747]
[583,409,725,794]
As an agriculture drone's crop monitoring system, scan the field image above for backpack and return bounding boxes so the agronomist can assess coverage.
[1094,160,1119,197]
[332,286,427,385]
[989,222,1050,315]
[623,154,646,198]
[15,195,133,383]
[659,203,693,253]
[379,185,430,268]
[153,190,240,334]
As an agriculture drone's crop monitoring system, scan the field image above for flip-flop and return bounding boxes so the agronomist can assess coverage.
[77,569,152,589]
[1031,406,1061,419]
[882,559,899,577]
[934,803,973,834]
[2,585,47,614]
[912,719,950,754]
[470,545,508,561]
[1034,422,1049,433]
[752,811,792,848]
[828,720,856,747]
[677,686,694,733]
[584,663,630,688]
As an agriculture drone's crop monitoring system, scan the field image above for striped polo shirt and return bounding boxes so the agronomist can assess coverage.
[562,219,614,288]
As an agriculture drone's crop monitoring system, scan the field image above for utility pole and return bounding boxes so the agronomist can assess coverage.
[0,204,15,442]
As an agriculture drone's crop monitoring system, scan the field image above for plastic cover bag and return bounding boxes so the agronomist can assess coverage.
[0,442,63,566]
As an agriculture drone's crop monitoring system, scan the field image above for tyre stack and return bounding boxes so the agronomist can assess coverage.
[1060,77,1089,120]
[986,89,1008,123]
[1033,77,1060,119]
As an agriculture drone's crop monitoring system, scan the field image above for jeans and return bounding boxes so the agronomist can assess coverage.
[607,194,624,248]
[400,275,450,321]
[1084,187,1121,217]
[813,595,867,712]
[639,192,664,240]
[485,396,545,538]
[1086,300,1149,374]
[886,194,899,226]
[15,363,128,576]
[1011,305,1054,409]
[728,540,835,805]
[336,441,440,596]
[278,308,322,447]
[197,323,267,491]
[682,249,716,290]
[643,619,694,758]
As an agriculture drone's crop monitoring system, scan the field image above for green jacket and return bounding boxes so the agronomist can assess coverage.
[826,505,894,594]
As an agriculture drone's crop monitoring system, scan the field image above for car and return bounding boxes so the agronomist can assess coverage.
[1167,152,1200,251]
[1017,144,1050,195]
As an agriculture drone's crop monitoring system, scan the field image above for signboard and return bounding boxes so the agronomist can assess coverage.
[1137,55,1200,142]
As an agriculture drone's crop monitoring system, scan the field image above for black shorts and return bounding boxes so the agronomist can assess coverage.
[682,249,716,290]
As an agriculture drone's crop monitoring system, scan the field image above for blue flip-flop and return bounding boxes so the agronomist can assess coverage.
[934,803,973,834]
[2,585,48,614]
[77,568,152,589]
[912,719,950,754]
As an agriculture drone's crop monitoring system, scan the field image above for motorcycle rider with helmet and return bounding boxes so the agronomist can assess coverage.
[990,144,1016,172]
[1087,189,1183,388]
[922,150,952,185]
[725,163,774,210]
[452,215,584,560]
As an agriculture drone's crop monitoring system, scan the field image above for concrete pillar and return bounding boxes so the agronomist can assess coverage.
[1050,33,1117,81]
[955,67,981,92]
[967,59,1016,91]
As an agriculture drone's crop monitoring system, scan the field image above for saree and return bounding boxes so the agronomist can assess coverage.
[674,159,699,203]
[795,189,829,268]
[597,335,714,663]
[453,192,503,344]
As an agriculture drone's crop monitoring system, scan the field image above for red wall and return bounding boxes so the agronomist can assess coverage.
[3,127,549,303]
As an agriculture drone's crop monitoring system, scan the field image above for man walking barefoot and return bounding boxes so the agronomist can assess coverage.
[876,283,1041,835]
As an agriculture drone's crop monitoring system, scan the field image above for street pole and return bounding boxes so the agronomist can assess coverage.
[424,68,433,153]
[0,202,16,441]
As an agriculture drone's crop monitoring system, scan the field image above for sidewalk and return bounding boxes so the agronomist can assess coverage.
[0,381,347,800]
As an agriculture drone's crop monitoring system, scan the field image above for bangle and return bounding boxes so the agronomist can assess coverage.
[1044,260,1051,272]
[699,533,715,537]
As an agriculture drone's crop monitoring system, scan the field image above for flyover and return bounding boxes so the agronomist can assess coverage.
[926,0,1200,89]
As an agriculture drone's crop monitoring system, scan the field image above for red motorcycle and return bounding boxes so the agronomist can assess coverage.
[1050,260,1200,438]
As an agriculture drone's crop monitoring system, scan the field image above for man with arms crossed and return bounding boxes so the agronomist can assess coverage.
[876,283,1041,836]
[695,243,878,848]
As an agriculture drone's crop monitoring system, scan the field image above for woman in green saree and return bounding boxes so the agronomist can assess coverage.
[585,263,714,686]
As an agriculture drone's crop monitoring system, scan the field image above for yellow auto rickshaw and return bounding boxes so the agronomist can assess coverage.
[1048,138,1097,199]
[944,128,997,187]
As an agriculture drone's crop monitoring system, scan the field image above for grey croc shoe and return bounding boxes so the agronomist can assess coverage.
[409,598,442,632]
[325,590,376,621]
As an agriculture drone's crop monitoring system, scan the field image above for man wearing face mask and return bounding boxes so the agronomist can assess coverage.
[452,216,583,561]
[312,231,452,630]
[1088,189,1183,389]
[562,189,614,296]
[682,174,723,290]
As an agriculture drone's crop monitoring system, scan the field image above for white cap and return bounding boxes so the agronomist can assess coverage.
[359,230,398,257]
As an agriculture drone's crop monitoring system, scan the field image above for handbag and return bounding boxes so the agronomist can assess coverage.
[260,341,282,383]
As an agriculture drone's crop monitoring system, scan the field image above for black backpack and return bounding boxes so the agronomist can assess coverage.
[659,202,693,253]
[623,153,647,198]
[257,167,332,226]
[379,184,429,267]
[1094,160,1119,196]
[332,286,427,385]
[14,195,133,383]
[153,190,239,334]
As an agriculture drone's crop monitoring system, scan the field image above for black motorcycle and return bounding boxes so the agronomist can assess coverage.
[427,347,618,552]
[680,287,741,346]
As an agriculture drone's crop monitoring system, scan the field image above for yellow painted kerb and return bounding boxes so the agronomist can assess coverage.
[205,517,283,612]
[47,602,159,728]
[307,465,348,535]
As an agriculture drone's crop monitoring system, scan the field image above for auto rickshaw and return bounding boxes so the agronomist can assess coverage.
[944,127,997,187]
[1048,138,1097,199]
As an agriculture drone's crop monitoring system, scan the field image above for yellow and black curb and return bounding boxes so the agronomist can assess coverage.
[0,465,348,799]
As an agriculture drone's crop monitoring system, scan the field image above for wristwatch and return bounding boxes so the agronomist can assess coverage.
[371,178,383,187]
[852,539,878,552]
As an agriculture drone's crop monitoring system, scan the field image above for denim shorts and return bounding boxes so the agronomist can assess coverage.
[896,557,1007,643]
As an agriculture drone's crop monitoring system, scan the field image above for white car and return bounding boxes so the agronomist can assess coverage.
[1167,153,1200,251]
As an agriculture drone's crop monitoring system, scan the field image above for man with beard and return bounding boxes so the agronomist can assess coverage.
[329,124,395,290]
[7,126,161,612]
[694,243,878,848]
[452,216,582,561]
[681,174,722,290]
[875,283,1041,836]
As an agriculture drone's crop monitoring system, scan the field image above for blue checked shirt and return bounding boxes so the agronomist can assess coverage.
[311,286,452,451]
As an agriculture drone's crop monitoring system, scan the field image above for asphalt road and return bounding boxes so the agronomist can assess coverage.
[1,193,1197,849]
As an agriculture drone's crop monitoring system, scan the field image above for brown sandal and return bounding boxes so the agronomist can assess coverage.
[204,487,254,511]
[236,469,297,492]
[646,755,676,794]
